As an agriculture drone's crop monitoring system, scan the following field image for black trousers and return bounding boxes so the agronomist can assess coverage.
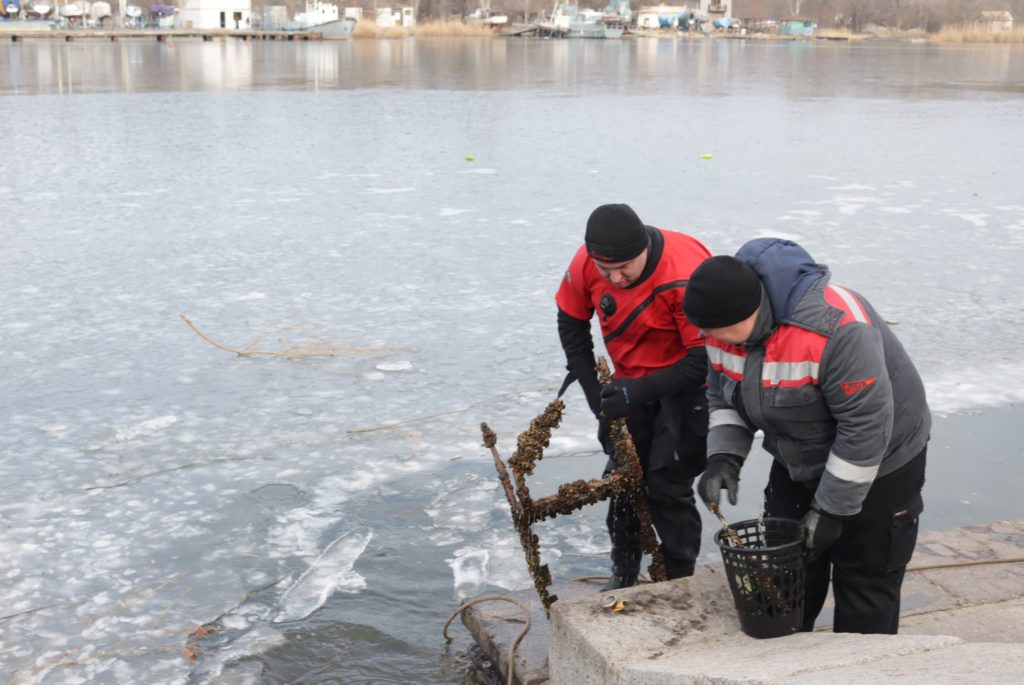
[604,393,707,580]
[763,447,927,634]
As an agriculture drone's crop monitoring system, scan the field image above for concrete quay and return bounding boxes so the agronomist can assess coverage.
[462,519,1024,684]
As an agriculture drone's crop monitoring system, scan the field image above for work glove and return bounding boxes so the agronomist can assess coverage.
[801,507,843,553]
[564,356,603,417]
[597,415,613,456]
[599,377,657,419]
[697,453,742,508]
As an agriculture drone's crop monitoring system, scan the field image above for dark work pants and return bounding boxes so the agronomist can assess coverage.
[604,394,706,580]
[763,447,927,634]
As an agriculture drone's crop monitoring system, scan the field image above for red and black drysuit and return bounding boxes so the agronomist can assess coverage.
[555,226,711,579]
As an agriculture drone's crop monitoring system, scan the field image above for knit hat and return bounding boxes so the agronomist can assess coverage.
[585,204,649,263]
[683,256,763,329]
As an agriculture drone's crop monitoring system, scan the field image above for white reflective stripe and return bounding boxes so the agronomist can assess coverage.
[761,360,820,384]
[828,284,868,324]
[709,408,747,430]
[707,346,746,375]
[825,451,879,484]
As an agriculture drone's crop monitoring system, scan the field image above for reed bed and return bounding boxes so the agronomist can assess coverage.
[931,23,1024,43]
[352,19,496,39]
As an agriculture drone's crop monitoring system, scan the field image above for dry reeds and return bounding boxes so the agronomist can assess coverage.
[352,19,496,39]
[931,23,1024,44]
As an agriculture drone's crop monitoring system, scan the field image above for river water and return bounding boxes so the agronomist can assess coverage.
[1,36,1022,684]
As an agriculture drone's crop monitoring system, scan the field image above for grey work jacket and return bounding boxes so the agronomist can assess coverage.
[705,240,931,517]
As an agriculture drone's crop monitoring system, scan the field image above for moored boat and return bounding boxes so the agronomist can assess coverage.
[26,3,51,18]
[537,1,624,38]
[59,2,82,18]
[467,2,508,27]
[311,16,356,38]
[89,0,111,27]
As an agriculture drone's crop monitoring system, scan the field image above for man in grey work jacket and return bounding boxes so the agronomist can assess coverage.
[683,238,930,634]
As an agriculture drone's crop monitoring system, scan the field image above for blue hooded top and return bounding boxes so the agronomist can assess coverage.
[735,238,828,324]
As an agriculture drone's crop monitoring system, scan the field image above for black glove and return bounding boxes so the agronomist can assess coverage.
[697,453,742,507]
[597,416,613,456]
[599,377,656,419]
[801,507,843,552]
[564,356,603,417]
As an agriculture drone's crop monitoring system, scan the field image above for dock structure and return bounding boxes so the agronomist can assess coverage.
[2,28,329,42]
[462,519,1024,684]
[502,24,540,37]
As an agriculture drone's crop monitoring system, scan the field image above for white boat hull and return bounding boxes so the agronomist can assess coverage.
[310,17,356,39]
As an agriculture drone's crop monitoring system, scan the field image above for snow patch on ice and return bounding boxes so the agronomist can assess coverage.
[229,292,267,302]
[375,361,412,372]
[114,416,177,442]
[366,187,415,194]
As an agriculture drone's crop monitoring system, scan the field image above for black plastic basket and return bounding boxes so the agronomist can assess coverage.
[715,517,806,639]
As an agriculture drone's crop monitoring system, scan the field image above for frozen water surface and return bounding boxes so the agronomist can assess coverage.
[1,37,1023,683]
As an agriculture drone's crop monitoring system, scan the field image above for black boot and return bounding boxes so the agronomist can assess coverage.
[602,545,642,592]
[601,572,639,592]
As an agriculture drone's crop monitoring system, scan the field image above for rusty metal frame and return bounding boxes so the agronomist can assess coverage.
[480,361,665,612]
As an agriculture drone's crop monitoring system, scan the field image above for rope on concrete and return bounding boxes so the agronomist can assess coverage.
[907,555,1024,572]
[443,594,531,685]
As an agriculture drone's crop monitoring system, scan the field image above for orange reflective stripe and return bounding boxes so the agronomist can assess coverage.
[825,284,870,326]
[707,342,746,380]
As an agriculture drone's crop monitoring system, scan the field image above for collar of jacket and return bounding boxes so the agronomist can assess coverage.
[741,276,847,349]
[778,276,847,338]
[740,286,775,350]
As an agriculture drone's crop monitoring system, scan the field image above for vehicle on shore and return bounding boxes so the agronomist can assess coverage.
[59,2,83,27]
[1,0,22,19]
[150,4,175,29]
[26,3,51,19]
[124,4,143,27]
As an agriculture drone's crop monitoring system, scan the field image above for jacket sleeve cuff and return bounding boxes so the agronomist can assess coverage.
[707,422,753,461]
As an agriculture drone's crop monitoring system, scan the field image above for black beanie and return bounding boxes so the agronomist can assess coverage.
[683,256,763,329]
[585,204,649,263]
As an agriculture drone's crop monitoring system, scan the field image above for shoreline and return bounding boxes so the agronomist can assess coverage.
[2,24,1023,45]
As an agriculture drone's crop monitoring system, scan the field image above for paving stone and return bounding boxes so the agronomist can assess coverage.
[918,561,1024,605]
[782,642,1024,684]
[621,633,960,685]
[898,569,958,616]
[901,598,1024,642]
